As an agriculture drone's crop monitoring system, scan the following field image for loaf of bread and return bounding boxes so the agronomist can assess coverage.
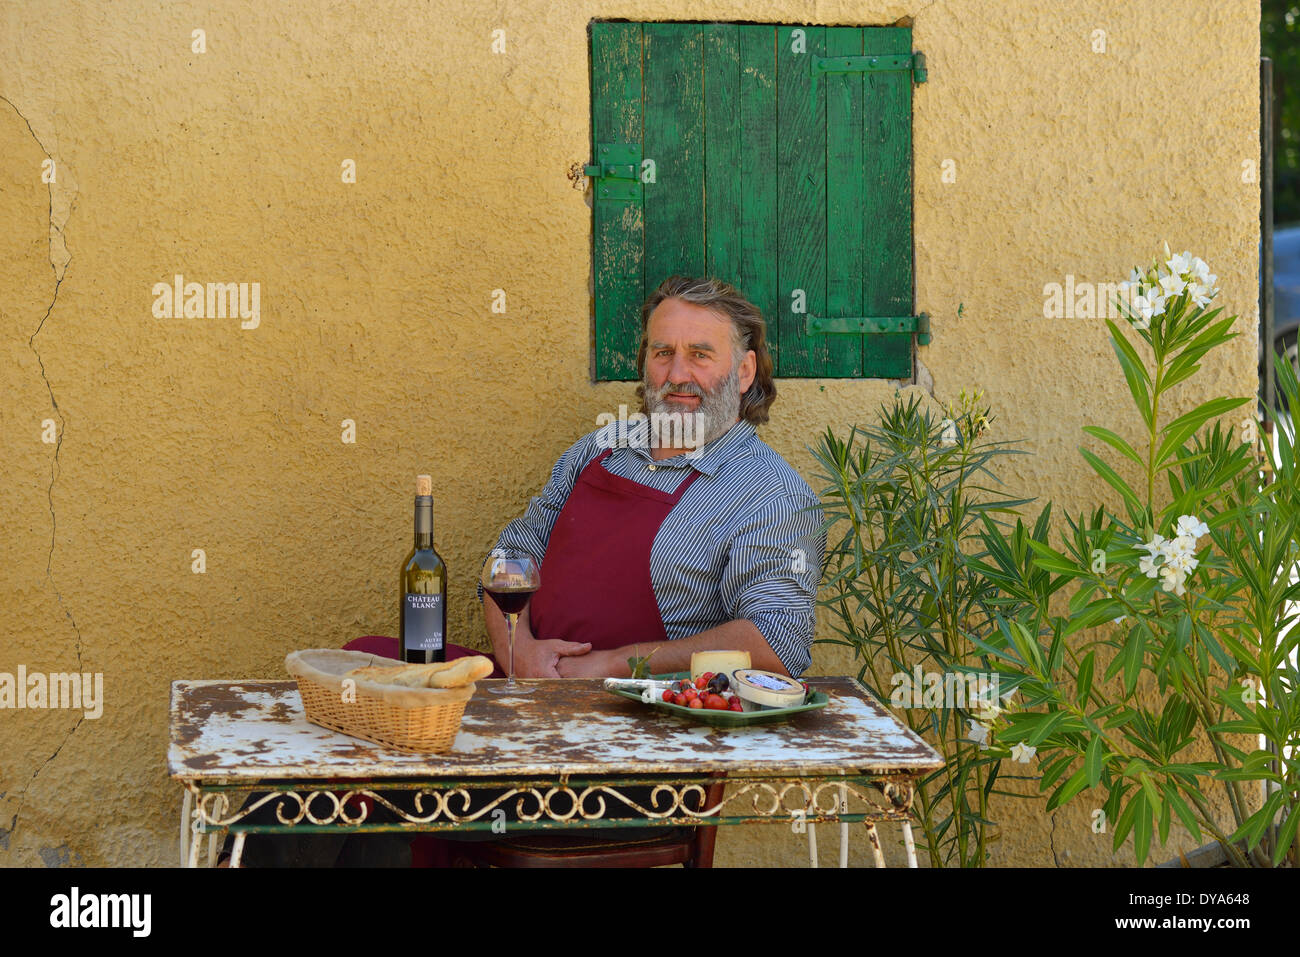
[345,655,494,689]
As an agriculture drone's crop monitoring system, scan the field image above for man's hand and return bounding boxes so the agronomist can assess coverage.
[511,632,593,678]
[483,584,591,678]
[554,647,627,679]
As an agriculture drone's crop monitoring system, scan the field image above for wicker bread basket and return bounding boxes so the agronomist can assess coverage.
[285,648,479,753]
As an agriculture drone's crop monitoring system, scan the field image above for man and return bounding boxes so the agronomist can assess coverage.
[481,275,825,680]
[224,276,822,867]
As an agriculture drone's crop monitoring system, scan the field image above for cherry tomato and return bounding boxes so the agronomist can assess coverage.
[662,689,675,703]
[729,699,744,712]
[673,693,689,706]
[702,672,716,682]
[683,688,699,701]
[706,694,728,710]
[694,676,708,690]
[688,697,704,709]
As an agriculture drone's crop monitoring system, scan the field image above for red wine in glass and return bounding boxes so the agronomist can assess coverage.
[486,587,534,616]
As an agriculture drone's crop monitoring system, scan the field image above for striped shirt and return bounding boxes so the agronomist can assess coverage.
[486,418,826,677]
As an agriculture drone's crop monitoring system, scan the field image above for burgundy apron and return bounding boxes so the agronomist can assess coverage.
[528,449,702,648]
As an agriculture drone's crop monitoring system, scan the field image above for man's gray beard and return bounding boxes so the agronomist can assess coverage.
[644,362,741,450]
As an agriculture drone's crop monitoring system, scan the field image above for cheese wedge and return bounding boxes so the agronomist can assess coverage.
[690,650,752,682]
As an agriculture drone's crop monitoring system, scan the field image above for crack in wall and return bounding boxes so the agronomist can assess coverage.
[1048,808,1065,866]
[1,94,81,850]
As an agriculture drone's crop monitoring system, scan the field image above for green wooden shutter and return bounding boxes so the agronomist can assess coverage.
[591,22,916,381]
[590,21,645,380]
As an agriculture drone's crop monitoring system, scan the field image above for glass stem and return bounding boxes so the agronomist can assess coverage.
[506,612,518,687]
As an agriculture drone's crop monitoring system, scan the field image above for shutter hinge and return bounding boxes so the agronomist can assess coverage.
[806,312,931,345]
[810,51,927,94]
[583,143,642,202]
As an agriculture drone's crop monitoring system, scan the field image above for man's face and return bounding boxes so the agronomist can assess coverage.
[643,298,757,445]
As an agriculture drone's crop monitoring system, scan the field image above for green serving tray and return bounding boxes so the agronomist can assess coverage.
[605,672,830,728]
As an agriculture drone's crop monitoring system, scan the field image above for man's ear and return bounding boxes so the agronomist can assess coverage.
[739,349,757,394]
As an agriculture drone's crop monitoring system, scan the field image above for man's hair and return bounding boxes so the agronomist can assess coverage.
[635,276,777,425]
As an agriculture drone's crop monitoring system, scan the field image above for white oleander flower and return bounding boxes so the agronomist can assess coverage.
[1166,549,1199,576]
[1175,515,1210,541]
[1139,554,1161,578]
[1166,250,1195,276]
[1159,272,1188,298]
[1163,534,1196,561]
[1160,564,1187,596]
[1132,290,1166,327]
[1010,741,1037,763]
[1139,534,1168,558]
[967,719,991,749]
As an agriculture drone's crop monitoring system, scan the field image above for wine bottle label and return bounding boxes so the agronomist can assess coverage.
[402,593,444,651]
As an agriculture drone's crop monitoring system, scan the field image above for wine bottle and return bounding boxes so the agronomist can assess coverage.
[400,474,448,663]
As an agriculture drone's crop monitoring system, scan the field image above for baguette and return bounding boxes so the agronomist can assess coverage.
[345,655,494,689]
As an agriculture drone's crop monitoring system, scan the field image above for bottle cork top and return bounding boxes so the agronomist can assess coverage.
[416,474,432,496]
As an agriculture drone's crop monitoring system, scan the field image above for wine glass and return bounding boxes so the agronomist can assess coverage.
[481,550,541,695]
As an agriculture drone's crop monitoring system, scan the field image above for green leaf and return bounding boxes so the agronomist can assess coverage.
[1026,540,1082,577]
[1132,791,1153,865]
[1078,448,1143,516]
[1113,790,1140,847]
[1105,320,1154,430]
[1163,783,1202,844]
[1273,805,1300,866]
[1082,426,1145,466]
[1155,396,1251,466]
[1121,626,1146,695]
[1025,709,1067,746]
[1085,733,1105,787]
[1048,766,1091,810]
[1076,651,1095,708]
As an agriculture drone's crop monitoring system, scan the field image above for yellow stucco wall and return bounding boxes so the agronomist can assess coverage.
[0,0,1260,867]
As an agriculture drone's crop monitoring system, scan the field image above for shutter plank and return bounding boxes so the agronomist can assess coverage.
[591,21,645,380]
[644,23,705,291]
[861,26,913,379]
[825,26,866,377]
[776,25,827,377]
[739,25,779,367]
[704,24,742,285]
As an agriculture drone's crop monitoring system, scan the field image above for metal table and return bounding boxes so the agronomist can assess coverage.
[168,677,943,868]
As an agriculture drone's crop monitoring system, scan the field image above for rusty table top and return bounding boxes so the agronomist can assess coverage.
[168,677,943,782]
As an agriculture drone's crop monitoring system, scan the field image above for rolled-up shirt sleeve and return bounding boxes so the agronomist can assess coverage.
[718,487,826,677]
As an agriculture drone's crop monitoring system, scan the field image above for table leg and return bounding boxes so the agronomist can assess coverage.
[187,817,202,868]
[806,821,818,867]
[865,822,886,868]
[901,821,918,868]
[229,832,246,869]
[838,783,849,868]
[179,789,193,868]
[205,794,229,867]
